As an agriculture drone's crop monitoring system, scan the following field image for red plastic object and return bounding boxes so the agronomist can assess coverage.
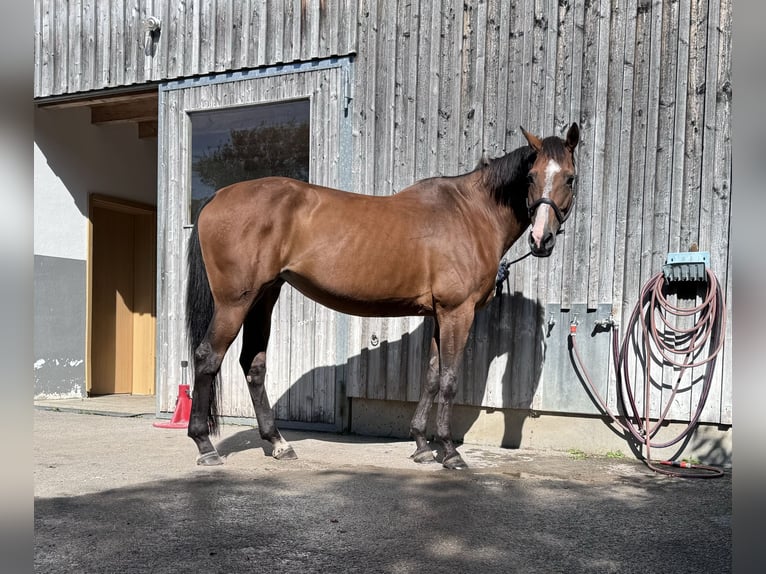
[153,384,191,429]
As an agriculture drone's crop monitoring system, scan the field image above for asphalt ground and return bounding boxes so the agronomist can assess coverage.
[34,408,731,573]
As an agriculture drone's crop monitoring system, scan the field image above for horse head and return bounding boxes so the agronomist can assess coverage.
[520,123,580,257]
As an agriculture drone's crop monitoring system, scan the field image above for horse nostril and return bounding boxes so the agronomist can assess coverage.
[544,231,556,250]
[529,230,556,254]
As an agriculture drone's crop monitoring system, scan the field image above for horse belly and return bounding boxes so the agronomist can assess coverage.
[280,269,434,318]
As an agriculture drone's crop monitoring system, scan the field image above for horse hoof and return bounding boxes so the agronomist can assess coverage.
[273,445,298,460]
[410,447,437,464]
[196,451,224,466]
[442,454,468,470]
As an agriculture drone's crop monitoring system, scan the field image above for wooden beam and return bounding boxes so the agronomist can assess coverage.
[91,98,158,125]
[37,89,158,109]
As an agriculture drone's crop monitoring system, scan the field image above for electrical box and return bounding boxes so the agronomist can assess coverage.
[662,251,710,283]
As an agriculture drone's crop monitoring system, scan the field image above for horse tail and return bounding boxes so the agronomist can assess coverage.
[185,204,221,434]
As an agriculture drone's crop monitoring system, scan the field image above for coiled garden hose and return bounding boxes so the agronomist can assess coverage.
[569,269,727,478]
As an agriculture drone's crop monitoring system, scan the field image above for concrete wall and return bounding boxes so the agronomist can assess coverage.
[33,104,157,398]
[349,398,732,467]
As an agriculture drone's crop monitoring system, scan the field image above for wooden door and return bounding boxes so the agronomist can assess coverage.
[160,67,350,427]
[89,197,156,395]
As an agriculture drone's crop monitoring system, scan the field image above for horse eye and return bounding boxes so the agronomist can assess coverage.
[566,176,576,187]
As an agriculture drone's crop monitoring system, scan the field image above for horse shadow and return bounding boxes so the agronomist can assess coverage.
[216,291,545,459]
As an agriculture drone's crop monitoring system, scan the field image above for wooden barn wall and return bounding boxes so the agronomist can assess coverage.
[345,0,732,426]
[157,64,348,425]
[36,0,732,426]
[34,0,358,98]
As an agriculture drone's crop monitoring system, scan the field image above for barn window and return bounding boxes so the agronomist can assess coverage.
[188,99,311,221]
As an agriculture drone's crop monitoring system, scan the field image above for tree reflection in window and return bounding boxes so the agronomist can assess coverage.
[190,99,310,221]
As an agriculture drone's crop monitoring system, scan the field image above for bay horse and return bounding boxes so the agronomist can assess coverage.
[185,123,579,469]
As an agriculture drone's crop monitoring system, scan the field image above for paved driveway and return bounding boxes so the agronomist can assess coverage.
[34,409,731,573]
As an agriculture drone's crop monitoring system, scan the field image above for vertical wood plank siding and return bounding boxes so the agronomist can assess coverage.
[36,1,731,425]
[348,0,731,425]
[34,0,358,97]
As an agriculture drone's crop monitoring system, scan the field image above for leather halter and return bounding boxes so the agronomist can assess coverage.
[526,193,575,226]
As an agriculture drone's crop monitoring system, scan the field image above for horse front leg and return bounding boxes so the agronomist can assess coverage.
[435,366,466,470]
[434,305,475,470]
[409,333,440,463]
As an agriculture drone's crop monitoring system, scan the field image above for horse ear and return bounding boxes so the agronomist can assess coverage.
[520,126,542,152]
[565,123,580,151]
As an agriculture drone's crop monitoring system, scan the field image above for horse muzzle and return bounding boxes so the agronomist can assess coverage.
[528,229,556,257]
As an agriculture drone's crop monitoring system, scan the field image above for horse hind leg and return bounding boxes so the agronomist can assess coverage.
[239,285,297,461]
[409,330,440,464]
[190,305,250,466]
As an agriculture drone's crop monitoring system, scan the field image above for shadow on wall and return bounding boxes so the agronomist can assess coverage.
[269,291,545,450]
[206,288,731,466]
[34,105,158,216]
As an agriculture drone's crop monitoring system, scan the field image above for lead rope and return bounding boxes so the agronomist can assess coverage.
[495,225,569,297]
[495,251,534,297]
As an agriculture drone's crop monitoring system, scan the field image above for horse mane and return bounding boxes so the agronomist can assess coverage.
[478,145,536,219]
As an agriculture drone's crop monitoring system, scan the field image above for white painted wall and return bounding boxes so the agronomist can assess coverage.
[34,104,157,260]
[34,143,88,260]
